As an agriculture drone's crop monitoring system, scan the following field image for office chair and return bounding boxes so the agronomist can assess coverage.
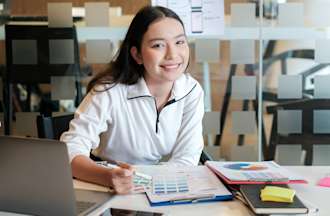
[199,151,213,164]
[37,114,74,140]
[36,113,100,161]
[3,23,83,135]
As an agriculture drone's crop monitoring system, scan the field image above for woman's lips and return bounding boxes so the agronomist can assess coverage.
[160,63,181,70]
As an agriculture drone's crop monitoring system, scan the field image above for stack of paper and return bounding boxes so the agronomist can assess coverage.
[205,161,307,184]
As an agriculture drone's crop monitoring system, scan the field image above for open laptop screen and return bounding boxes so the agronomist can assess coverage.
[0,136,111,216]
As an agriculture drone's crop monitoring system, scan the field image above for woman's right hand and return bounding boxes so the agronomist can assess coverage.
[108,162,134,194]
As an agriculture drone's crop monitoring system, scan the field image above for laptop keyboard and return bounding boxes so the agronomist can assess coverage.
[76,201,96,214]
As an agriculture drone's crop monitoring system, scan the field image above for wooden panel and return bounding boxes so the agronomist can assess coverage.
[11,0,150,15]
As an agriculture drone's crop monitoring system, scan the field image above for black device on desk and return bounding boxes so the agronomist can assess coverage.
[109,208,165,216]
[0,136,112,216]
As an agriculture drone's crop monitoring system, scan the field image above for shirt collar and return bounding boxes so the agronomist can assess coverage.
[127,74,197,100]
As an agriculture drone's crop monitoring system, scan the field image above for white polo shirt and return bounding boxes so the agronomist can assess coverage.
[60,73,204,165]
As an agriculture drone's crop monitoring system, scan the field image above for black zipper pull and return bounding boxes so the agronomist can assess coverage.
[156,114,160,133]
[155,99,175,133]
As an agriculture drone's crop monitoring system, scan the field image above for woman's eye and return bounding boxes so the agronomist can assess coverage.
[176,40,186,45]
[151,43,164,48]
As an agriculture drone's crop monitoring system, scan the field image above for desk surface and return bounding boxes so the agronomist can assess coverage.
[89,166,330,216]
[1,166,329,216]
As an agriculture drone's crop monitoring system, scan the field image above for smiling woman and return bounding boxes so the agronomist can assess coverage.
[60,6,205,195]
[130,17,190,109]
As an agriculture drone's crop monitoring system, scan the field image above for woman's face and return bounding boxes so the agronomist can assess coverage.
[131,17,189,86]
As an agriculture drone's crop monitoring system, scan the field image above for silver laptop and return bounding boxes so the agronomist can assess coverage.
[0,136,112,216]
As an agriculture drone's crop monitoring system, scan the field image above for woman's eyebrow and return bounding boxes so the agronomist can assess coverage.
[148,38,165,43]
[148,34,186,43]
[175,34,186,39]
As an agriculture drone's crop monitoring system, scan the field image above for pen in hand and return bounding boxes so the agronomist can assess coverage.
[101,161,133,194]
[96,161,152,180]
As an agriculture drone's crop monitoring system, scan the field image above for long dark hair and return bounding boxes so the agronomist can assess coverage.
[87,6,185,92]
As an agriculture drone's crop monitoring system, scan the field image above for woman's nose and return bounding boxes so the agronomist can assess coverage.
[165,44,177,60]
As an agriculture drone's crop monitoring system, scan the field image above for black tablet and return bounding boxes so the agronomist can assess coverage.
[108,208,166,216]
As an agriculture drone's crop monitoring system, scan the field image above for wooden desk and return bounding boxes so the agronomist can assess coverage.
[80,166,330,216]
[1,166,329,216]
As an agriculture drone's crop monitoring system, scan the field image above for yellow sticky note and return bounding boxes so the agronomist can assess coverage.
[260,186,295,203]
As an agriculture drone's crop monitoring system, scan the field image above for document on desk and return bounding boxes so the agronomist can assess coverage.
[206,161,307,184]
[144,166,233,206]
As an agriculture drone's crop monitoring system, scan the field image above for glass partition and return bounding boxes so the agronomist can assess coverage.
[0,0,329,166]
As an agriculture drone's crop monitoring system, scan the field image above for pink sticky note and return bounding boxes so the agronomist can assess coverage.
[317,177,330,187]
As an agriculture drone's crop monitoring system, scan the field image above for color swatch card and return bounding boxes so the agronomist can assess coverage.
[96,161,152,193]
[206,161,307,184]
[145,166,233,206]
[152,175,189,195]
[133,173,152,193]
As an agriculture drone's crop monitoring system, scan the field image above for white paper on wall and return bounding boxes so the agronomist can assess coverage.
[151,0,224,36]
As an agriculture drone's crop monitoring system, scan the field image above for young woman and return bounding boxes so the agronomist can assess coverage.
[61,6,204,194]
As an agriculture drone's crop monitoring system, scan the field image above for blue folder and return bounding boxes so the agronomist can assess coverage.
[147,194,233,206]
[146,193,233,206]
